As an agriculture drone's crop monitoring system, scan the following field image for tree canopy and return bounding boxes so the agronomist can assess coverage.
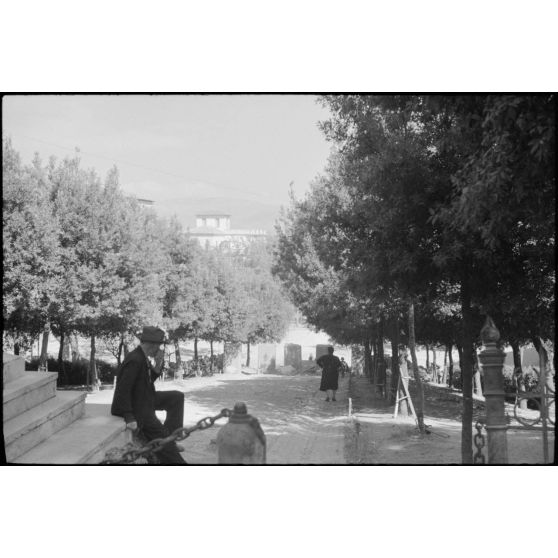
[273,94,555,462]
[3,138,294,385]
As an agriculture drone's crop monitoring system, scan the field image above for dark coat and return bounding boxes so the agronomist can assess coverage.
[317,353,341,391]
[111,346,160,424]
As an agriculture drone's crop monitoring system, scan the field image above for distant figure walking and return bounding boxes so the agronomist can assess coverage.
[317,346,342,402]
[340,356,349,378]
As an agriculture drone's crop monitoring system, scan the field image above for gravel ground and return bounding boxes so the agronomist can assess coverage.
[346,375,555,464]
[86,371,554,464]
[86,371,352,464]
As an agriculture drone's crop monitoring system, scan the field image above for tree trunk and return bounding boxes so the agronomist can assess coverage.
[372,336,378,383]
[246,341,251,367]
[194,337,198,361]
[390,321,399,402]
[391,317,409,415]
[174,339,182,365]
[70,334,80,363]
[62,335,71,361]
[473,351,483,397]
[511,340,527,409]
[14,341,20,355]
[460,275,474,464]
[378,318,385,396]
[532,336,555,392]
[57,329,67,383]
[58,331,64,365]
[364,338,372,380]
[441,347,448,385]
[447,343,454,388]
[456,343,463,380]
[432,347,437,383]
[425,344,430,373]
[408,301,425,433]
[210,340,214,358]
[39,320,50,370]
[89,333,99,391]
[370,336,375,382]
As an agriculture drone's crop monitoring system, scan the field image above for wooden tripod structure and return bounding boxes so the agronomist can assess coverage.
[393,370,417,419]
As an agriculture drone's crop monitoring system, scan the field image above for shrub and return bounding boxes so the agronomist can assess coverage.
[449,365,542,393]
[450,367,462,390]
[25,357,59,372]
[96,359,118,383]
[25,356,117,385]
[502,365,540,393]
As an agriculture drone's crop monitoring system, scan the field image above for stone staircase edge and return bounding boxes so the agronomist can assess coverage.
[12,408,129,464]
[4,390,87,443]
[3,372,58,404]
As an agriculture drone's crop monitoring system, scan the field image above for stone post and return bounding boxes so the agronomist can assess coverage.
[478,316,508,464]
[216,403,266,464]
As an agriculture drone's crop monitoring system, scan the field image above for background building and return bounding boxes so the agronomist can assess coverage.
[188,213,267,249]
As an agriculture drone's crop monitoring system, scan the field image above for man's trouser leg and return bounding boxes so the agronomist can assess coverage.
[155,390,184,433]
[139,409,186,464]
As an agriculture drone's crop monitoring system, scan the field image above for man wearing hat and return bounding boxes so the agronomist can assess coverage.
[111,326,186,464]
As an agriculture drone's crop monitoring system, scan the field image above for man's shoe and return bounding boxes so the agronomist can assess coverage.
[176,444,186,452]
[325,397,330,402]
[332,397,337,401]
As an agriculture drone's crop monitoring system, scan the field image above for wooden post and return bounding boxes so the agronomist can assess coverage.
[478,316,508,464]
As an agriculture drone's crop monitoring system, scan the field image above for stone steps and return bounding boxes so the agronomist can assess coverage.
[13,403,130,464]
[3,352,133,464]
[4,390,87,462]
[3,353,25,383]
[3,371,58,421]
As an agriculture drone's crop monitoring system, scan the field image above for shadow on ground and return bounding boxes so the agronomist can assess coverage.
[347,375,554,464]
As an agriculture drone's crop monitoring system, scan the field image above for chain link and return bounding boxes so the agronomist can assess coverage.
[101,408,233,464]
[473,420,486,464]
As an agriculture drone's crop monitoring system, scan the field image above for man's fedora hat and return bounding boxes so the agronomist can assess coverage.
[139,326,167,344]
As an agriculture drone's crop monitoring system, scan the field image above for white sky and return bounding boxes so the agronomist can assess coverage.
[2,95,333,210]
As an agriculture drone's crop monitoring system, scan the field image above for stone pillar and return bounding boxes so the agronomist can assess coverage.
[258,343,276,373]
[478,316,508,464]
[216,403,266,464]
[284,343,301,370]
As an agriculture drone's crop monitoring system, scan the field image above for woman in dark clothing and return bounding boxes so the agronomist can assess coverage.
[317,346,342,402]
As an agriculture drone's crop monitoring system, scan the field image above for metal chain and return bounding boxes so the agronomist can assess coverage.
[101,408,233,464]
[473,420,486,464]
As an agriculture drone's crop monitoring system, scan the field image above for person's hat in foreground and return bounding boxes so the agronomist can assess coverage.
[139,326,167,344]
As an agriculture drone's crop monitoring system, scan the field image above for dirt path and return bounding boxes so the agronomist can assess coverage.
[176,373,351,464]
[87,371,553,464]
[87,372,352,464]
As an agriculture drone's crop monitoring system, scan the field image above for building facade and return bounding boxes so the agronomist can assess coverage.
[188,213,267,249]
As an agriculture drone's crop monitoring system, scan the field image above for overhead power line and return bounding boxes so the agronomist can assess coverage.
[8,132,265,200]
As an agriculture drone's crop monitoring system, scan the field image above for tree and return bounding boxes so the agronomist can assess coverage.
[235,241,294,366]
[160,215,204,365]
[3,139,60,360]
[280,94,555,460]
